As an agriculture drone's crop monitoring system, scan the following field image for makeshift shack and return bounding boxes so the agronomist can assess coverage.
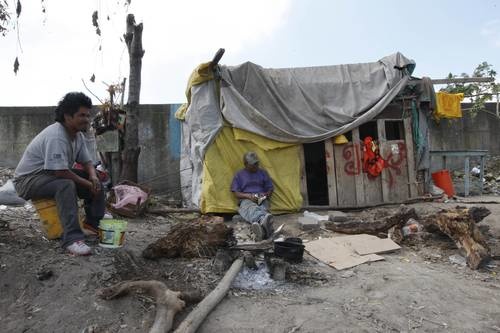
[177,52,433,213]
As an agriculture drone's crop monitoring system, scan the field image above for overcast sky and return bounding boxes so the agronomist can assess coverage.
[1,0,499,106]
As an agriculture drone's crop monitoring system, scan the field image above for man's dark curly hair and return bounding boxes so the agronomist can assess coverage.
[54,92,92,123]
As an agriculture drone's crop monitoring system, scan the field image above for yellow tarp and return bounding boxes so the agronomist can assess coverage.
[201,127,303,214]
[434,92,464,121]
[175,62,215,120]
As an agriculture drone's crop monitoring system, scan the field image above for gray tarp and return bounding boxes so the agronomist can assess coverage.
[220,52,415,142]
[182,80,222,207]
[181,52,415,207]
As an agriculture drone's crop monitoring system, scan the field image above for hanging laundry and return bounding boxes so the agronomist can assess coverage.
[434,92,464,121]
[362,136,385,178]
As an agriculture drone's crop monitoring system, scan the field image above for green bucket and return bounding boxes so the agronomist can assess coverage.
[98,219,128,248]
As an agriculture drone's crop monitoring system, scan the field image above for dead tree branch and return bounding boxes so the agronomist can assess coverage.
[99,280,187,333]
[174,258,244,333]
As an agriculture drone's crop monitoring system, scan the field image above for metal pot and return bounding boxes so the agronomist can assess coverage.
[274,238,304,263]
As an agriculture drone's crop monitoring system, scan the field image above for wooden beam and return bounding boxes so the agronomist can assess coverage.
[403,117,418,198]
[352,128,365,206]
[298,145,309,206]
[377,119,390,203]
[431,77,495,85]
[324,139,338,207]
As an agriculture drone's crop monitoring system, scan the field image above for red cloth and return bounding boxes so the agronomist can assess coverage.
[362,136,385,177]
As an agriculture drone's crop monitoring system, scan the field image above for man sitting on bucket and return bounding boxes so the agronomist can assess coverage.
[13,92,105,256]
[231,152,274,241]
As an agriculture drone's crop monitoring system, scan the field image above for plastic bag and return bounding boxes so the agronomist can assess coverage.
[0,180,26,206]
[303,210,329,221]
[112,184,148,209]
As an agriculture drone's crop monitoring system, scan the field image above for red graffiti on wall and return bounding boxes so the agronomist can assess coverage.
[343,143,362,176]
[342,141,407,188]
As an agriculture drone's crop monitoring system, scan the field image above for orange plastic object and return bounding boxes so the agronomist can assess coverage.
[432,169,455,197]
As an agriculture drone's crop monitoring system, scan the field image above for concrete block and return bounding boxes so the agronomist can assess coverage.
[328,210,348,222]
[298,216,320,230]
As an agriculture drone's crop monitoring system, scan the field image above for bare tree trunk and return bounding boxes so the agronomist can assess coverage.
[120,14,144,182]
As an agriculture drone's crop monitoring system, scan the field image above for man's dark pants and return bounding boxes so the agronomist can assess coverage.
[17,170,105,248]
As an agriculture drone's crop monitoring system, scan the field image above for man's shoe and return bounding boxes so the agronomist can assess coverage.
[261,214,274,239]
[66,240,92,256]
[251,222,264,242]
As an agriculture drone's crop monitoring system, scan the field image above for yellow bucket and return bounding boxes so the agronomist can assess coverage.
[33,199,85,239]
[98,219,127,248]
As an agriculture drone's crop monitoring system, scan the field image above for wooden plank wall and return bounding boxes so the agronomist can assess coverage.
[301,116,418,207]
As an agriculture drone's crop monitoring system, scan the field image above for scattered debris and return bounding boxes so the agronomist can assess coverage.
[402,218,423,238]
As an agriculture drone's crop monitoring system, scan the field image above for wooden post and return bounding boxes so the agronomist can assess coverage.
[352,128,365,206]
[377,119,390,203]
[324,138,338,207]
[299,145,309,206]
[403,117,418,198]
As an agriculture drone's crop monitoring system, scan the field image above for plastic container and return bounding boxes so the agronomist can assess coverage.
[33,199,63,239]
[431,169,455,197]
[98,219,127,248]
[33,199,85,239]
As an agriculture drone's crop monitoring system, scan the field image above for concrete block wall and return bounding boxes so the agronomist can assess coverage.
[429,103,500,171]
[0,104,182,199]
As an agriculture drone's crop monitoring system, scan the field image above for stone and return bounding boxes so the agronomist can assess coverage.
[328,210,348,222]
[449,254,466,267]
[298,216,320,230]
[267,257,288,281]
[340,270,355,278]
[36,268,53,281]
[485,173,495,181]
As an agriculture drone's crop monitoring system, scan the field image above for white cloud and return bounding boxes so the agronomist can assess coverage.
[481,19,500,47]
[0,0,291,105]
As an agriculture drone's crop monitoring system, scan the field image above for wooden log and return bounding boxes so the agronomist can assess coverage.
[324,206,417,235]
[467,206,491,223]
[174,258,244,333]
[229,239,274,251]
[423,208,490,270]
[98,280,201,333]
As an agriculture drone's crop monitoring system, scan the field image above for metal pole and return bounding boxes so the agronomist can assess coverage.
[464,157,470,197]
[479,156,485,195]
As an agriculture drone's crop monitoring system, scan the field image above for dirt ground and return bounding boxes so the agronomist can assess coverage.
[1,197,500,333]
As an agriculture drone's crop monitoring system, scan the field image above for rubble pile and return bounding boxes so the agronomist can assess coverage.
[450,155,500,196]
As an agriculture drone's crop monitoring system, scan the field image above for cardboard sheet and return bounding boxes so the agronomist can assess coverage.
[305,237,385,270]
[340,234,401,256]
